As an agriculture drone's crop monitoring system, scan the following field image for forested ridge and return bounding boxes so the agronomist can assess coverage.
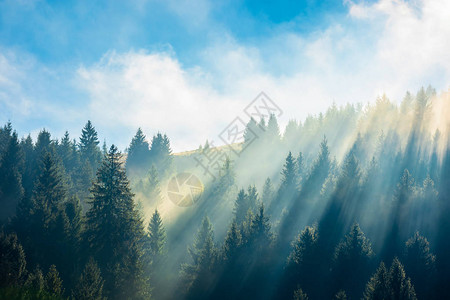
[1,86,450,300]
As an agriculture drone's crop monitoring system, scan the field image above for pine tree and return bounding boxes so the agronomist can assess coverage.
[0,232,27,287]
[73,258,105,300]
[364,259,417,300]
[246,185,258,213]
[285,226,319,298]
[248,204,273,251]
[383,169,415,262]
[222,221,242,262]
[147,209,166,264]
[79,120,102,171]
[403,232,436,299]
[266,114,280,141]
[233,189,248,225]
[145,164,162,206]
[149,132,173,178]
[14,151,68,269]
[85,145,148,299]
[334,290,347,300]
[0,131,24,220]
[45,265,64,297]
[261,177,274,205]
[364,262,390,300]
[280,151,297,190]
[293,288,309,300]
[126,128,151,176]
[243,117,259,149]
[183,216,217,298]
[20,134,35,199]
[332,223,374,299]
[389,258,417,300]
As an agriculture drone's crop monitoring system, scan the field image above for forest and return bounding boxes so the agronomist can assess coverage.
[1,86,450,300]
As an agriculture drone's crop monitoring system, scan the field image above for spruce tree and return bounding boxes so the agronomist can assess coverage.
[293,288,309,300]
[403,232,436,299]
[261,178,274,205]
[45,265,64,297]
[222,221,242,262]
[126,128,151,176]
[73,258,105,300]
[233,189,248,225]
[182,216,217,298]
[85,145,148,299]
[0,232,27,287]
[0,131,24,220]
[14,151,67,269]
[149,132,173,178]
[389,258,417,300]
[332,223,374,299]
[147,209,166,265]
[286,226,319,298]
[79,120,102,172]
[364,262,390,300]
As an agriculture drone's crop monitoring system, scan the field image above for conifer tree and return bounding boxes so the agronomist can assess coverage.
[248,204,273,252]
[20,134,35,198]
[222,221,242,262]
[233,189,248,225]
[0,131,24,220]
[364,262,390,300]
[79,120,102,171]
[45,265,64,297]
[149,132,173,177]
[293,288,309,300]
[403,232,436,299]
[280,151,297,190]
[73,258,105,300]
[285,226,319,298]
[147,209,166,265]
[0,232,27,287]
[85,145,148,299]
[261,177,274,205]
[332,223,374,299]
[182,216,217,297]
[14,151,67,269]
[389,258,417,300]
[334,290,347,300]
[126,128,151,175]
[145,164,162,205]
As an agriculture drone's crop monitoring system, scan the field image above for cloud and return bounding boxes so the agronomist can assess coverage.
[2,0,450,152]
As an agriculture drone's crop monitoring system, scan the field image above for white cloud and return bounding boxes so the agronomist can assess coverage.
[3,0,450,152]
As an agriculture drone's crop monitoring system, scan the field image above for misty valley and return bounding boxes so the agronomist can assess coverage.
[1,87,450,300]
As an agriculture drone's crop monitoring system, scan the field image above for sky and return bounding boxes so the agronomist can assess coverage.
[1,0,450,152]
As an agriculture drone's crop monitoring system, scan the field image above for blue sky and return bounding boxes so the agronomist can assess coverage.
[1,0,450,151]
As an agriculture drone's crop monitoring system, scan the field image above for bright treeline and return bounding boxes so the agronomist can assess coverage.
[1,86,450,299]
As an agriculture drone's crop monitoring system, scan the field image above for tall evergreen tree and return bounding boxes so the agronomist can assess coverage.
[285,226,320,298]
[85,145,148,299]
[332,223,374,299]
[45,265,64,297]
[149,132,173,178]
[261,177,275,206]
[126,128,151,176]
[182,216,217,298]
[403,232,436,299]
[147,209,166,265]
[79,120,102,172]
[233,189,248,225]
[14,151,68,270]
[0,232,27,287]
[73,258,105,300]
[0,131,24,220]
